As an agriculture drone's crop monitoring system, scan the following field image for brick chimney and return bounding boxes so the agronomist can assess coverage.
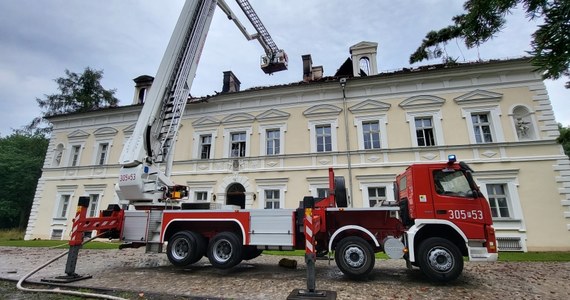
[222,71,241,93]
[302,54,324,82]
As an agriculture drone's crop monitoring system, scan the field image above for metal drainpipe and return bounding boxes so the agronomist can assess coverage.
[340,78,354,207]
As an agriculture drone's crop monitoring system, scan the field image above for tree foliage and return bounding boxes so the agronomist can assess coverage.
[28,67,119,132]
[0,131,49,229]
[410,0,570,87]
[558,123,570,158]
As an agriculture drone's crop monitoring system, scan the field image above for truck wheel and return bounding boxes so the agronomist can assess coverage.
[166,231,206,266]
[207,232,243,269]
[242,246,263,260]
[334,177,348,208]
[417,237,463,283]
[334,236,375,279]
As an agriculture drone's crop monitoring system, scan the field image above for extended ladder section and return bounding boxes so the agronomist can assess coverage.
[218,0,288,74]
[118,0,287,207]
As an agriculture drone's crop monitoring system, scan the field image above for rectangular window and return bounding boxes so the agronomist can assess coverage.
[200,135,212,159]
[316,188,329,199]
[264,189,280,209]
[50,229,63,240]
[471,113,493,143]
[415,117,435,146]
[195,191,208,201]
[368,187,386,207]
[88,194,99,217]
[71,145,81,166]
[57,195,71,219]
[486,184,510,218]
[266,129,280,155]
[362,121,381,149]
[97,143,109,165]
[230,132,246,157]
[315,125,332,152]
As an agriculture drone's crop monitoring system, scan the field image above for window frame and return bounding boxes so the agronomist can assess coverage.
[359,180,395,208]
[199,134,213,159]
[474,171,523,222]
[54,194,72,220]
[223,127,252,158]
[256,181,287,209]
[68,144,83,167]
[308,119,338,153]
[259,123,287,156]
[405,110,444,147]
[87,194,100,217]
[95,142,110,165]
[354,115,388,150]
[192,130,217,160]
[461,106,504,144]
[263,189,281,209]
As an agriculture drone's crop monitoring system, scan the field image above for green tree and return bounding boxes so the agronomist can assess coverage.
[410,0,570,88]
[0,131,49,229]
[29,67,119,131]
[558,123,570,158]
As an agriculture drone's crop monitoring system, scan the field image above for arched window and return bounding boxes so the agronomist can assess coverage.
[138,88,147,104]
[359,57,371,76]
[512,106,535,140]
[52,144,65,167]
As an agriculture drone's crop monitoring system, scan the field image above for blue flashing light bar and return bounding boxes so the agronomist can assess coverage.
[448,154,457,163]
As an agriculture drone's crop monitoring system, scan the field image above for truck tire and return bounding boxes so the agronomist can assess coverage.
[334,177,348,208]
[334,236,375,279]
[166,231,206,267]
[417,237,463,283]
[242,246,263,260]
[207,231,243,269]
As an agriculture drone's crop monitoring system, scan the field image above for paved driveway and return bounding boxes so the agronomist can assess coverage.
[1,247,569,299]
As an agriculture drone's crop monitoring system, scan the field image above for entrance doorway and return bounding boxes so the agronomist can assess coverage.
[226,183,245,209]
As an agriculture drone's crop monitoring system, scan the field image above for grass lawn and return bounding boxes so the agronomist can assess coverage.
[0,229,119,249]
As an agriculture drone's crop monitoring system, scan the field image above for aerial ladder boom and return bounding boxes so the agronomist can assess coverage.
[217,0,288,74]
[117,0,287,208]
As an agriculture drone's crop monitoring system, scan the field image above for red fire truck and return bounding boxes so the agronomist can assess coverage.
[54,0,497,285]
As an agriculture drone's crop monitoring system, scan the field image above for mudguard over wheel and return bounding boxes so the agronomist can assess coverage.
[242,246,263,260]
[207,231,243,269]
[417,237,463,283]
[166,231,206,267]
[334,236,375,279]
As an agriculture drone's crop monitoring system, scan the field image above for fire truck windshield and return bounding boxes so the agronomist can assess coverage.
[433,170,473,197]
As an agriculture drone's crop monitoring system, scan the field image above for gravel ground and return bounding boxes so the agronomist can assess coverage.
[1,246,569,300]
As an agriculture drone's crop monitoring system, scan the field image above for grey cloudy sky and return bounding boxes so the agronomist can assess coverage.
[0,0,568,136]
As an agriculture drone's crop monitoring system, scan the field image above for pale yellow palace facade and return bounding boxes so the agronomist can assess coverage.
[26,42,570,251]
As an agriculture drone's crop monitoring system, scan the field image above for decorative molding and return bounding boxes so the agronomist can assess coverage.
[303,104,342,117]
[399,95,445,109]
[67,129,90,139]
[123,123,136,134]
[93,127,118,137]
[256,109,290,121]
[422,153,438,160]
[454,89,503,105]
[222,113,256,125]
[349,99,391,113]
[192,116,221,128]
